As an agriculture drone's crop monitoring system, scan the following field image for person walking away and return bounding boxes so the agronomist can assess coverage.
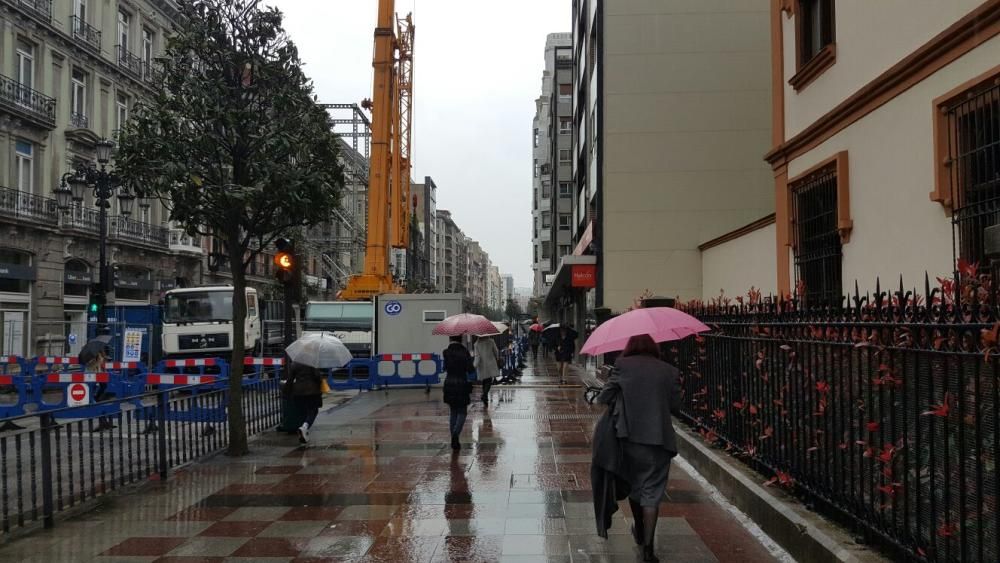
[473,335,500,407]
[555,326,575,384]
[86,349,115,431]
[442,335,474,450]
[528,330,540,360]
[595,334,680,562]
[287,361,324,444]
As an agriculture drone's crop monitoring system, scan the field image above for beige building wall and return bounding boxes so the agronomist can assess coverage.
[601,0,774,311]
[783,33,1000,292]
[781,0,985,138]
[701,222,777,301]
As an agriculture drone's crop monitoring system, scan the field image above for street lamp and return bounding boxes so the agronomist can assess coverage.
[54,139,139,333]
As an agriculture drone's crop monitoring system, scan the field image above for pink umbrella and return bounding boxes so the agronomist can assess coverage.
[580,307,710,355]
[529,323,544,333]
[432,313,498,337]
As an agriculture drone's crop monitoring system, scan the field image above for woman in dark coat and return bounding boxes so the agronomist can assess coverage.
[442,335,474,450]
[596,334,681,563]
[287,361,324,444]
[555,326,575,384]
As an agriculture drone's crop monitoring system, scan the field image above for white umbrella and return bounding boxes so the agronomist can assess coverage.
[285,332,353,369]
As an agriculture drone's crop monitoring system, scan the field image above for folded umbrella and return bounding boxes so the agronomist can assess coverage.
[581,307,710,356]
[285,332,353,369]
[432,313,498,337]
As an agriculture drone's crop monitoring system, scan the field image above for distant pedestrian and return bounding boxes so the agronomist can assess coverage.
[287,361,323,444]
[473,335,500,407]
[555,326,575,384]
[442,335,474,450]
[594,334,681,562]
[84,347,115,431]
[528,330,540,360]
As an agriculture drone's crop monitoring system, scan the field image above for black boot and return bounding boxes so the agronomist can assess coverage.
[642,545,659,562]
[641,506,659,562]
[450,434,460,450]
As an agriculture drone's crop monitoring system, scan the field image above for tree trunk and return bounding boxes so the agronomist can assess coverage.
[225,228,249,456]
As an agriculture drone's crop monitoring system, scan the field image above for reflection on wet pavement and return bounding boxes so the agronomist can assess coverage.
[0,358,781,562]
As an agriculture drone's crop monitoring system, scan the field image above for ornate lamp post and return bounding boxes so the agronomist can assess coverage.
[54,139,141,333]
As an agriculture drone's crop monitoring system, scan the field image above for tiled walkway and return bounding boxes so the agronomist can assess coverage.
[0,358,783,562]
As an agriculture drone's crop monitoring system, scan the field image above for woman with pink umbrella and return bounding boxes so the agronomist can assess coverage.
[586,307,708,562]
[433,313,496,450]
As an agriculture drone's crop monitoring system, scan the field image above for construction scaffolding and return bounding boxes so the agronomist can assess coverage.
[303,104,372,293]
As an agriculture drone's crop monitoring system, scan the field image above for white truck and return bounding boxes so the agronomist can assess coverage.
[303,294,463,358]
[161,285,262,358]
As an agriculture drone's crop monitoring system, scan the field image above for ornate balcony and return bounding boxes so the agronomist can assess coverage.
[0,73,56,129]
[69,111,89,129]
[61,205,100,234]
[70,15,101,52]
[109,215,169,247]
[10,0,51,22]
[115,45,143,76]
[168,227,203,255]
[0,186,59,225]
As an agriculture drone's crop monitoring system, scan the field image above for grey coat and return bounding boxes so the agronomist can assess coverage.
[596,355,681,453]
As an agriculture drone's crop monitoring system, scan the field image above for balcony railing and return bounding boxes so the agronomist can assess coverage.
[0,186,59,224]
[168,228,203,254]
[0,73,56,128]
[115,45,143,76]
[110,215,169,247]
[69,111,89,129]
[11,0,51,22]
[61,205,100,233]
[70,15,101,51]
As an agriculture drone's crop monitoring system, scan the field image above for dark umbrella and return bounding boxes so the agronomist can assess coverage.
[78,334,112,366]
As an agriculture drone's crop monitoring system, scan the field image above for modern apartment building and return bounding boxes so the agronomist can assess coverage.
[409,176,437,290]
[700,1,1000,305]
[548,0,774,332]
[502,273,515,310]
[531,33,572,298]
[435,209,464,294]
[0,0,200,357]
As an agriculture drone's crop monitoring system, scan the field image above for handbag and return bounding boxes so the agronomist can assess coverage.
[320,377,331,394]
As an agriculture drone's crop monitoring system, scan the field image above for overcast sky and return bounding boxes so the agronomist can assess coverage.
[265,0,570,288]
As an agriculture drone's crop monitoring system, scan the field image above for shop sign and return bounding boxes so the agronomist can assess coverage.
[159,279,177,291]
[64,271,94,284]
[0,263,36,281]
[571,265,596,288]
[114,277,155,290]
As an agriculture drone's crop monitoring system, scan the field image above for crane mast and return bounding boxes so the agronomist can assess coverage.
[339,0,414,300]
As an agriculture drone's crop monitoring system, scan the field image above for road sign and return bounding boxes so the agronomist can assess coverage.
[122,329,143,362]
[68,333,77,345]
[384,300,402,316]
[67,383,90,407]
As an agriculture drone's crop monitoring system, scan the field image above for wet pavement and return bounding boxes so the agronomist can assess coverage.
[0,357,784,562]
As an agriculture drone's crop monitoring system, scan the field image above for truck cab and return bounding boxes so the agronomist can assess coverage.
[161,286,262,358]
[303,301,374,358]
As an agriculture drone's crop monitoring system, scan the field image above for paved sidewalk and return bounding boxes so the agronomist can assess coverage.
[0,358,784,562]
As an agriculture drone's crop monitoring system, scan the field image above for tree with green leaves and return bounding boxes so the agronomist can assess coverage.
[116,0,344,456]
[505,299,523,324]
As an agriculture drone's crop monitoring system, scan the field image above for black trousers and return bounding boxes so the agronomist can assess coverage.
[481,378,493,399]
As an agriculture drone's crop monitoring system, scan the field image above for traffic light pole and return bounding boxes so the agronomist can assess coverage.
[281,240,298,348]
[97,196,109,334]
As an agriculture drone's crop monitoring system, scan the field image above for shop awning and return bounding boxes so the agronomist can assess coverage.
[543,255,597,310]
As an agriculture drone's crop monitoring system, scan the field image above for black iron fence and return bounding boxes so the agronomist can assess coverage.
[675,277,999,562]
[0,377,280,539]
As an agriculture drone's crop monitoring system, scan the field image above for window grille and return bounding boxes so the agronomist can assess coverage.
[792,167,841,305]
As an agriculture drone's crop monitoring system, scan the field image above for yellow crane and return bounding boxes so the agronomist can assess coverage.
[339,0,415,300]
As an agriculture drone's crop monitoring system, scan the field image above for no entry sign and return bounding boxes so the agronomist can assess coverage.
[67,383,90,407]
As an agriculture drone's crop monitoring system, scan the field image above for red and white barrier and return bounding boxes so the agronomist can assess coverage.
[146,374,216,385]
[380,353,433,361]
[104,361,141,370]
[163,358,217,367]
[37,356,78,365]
[244,357,284,366]
[45,373,109,383]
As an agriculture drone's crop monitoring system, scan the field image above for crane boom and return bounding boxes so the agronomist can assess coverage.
[339,0,412,300]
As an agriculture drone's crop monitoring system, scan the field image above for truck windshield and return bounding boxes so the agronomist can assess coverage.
[164,291,233,323]
[305,303,372,323]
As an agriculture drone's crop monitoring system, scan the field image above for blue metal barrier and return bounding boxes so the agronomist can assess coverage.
[0,357,34,423]
[35,372,128,418]
[374,353,441,388]
[137,358,230,424]
[325,358,377,390]
[243,357,284,385]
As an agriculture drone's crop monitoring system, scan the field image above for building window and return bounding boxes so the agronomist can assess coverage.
[559,182,572,198]
[116,91,129,132]
[559,117,572,135]
[117,9,130,49]
[142,28,154,72]
[15,40,34,106]
[559,149,571,163]
[74,0,86,20]
[63,259,91,297]
[0,249,32,294]
[559,214,571,231]
[533,128,539,148]
[541,241,551,260]
[15,140,33,193]
[542,211,551,229]
[791,158,847,306]
[559,83,571,100]
[542,182,551,199]
[559,244,572,257]
[790,0,836,91]
[71,68,87,127]
[533,158,539,178]
[423,310,446,323]
[940,76,1000,266]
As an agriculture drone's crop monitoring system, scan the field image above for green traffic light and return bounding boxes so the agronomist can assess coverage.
[89,303,99,314]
